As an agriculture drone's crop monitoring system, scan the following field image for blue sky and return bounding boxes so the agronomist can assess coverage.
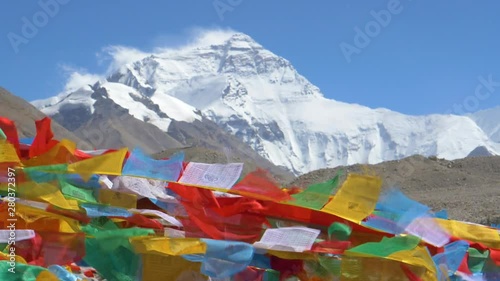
[1,0,500,115]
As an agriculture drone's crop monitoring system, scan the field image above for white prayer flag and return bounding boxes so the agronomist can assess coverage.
[0,229,36,243]
[253,227,321,252]
[178,162,244,189]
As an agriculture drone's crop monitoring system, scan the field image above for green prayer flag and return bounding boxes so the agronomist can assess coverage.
[291,171,342,210]
[346,235,420,258]
[328,222,352,241]
[318,256,342,276]
[82,217,120,234]
[468,247,489,273]
[82,227,154,281]
[0,128,6,140]
[60,178,98,203]
[0,261,49,280]
[24,164,68,183]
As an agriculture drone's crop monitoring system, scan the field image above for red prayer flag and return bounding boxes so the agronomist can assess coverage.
[29,117,58,158]
[232,169,291,202]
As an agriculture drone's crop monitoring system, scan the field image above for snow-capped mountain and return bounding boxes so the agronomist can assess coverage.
[32,80,293,179]
[469,106,500,143]
[33,31,499,175]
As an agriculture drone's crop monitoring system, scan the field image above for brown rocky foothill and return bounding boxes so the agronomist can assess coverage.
[291,155,500,225]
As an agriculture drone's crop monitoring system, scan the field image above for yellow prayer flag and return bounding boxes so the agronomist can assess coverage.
[0,251,27,264]
[13,204,81,233]
[35,270,59,281]
[98,188,137,209]
[436,219,500,249]
[6,182,80,211]
[67,148,127,180]
[266,250,317,261]
[340,255,408,281]
[141,254,205,281]
[342,245,438,281]
[387,245,438,281]
[321,174,382,223]
[130,237,206,256]
[0,141,20,163]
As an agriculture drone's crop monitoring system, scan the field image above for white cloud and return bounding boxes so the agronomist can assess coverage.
[57,64,103,93]
[64,72,102,92]
[154,27,237,53]
[189,27,236,47]
[98,46,150,73]
[57,28,241,94]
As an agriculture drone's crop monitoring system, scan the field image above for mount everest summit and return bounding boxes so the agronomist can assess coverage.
[33,31,500,175]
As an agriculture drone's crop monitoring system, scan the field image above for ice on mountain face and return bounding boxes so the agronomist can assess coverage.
[33,31,499,175]
[33,85,96,116]
[34,79,202,135]
[469,106,500,143]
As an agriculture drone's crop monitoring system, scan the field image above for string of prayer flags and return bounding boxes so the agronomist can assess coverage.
[0,116,498,280]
